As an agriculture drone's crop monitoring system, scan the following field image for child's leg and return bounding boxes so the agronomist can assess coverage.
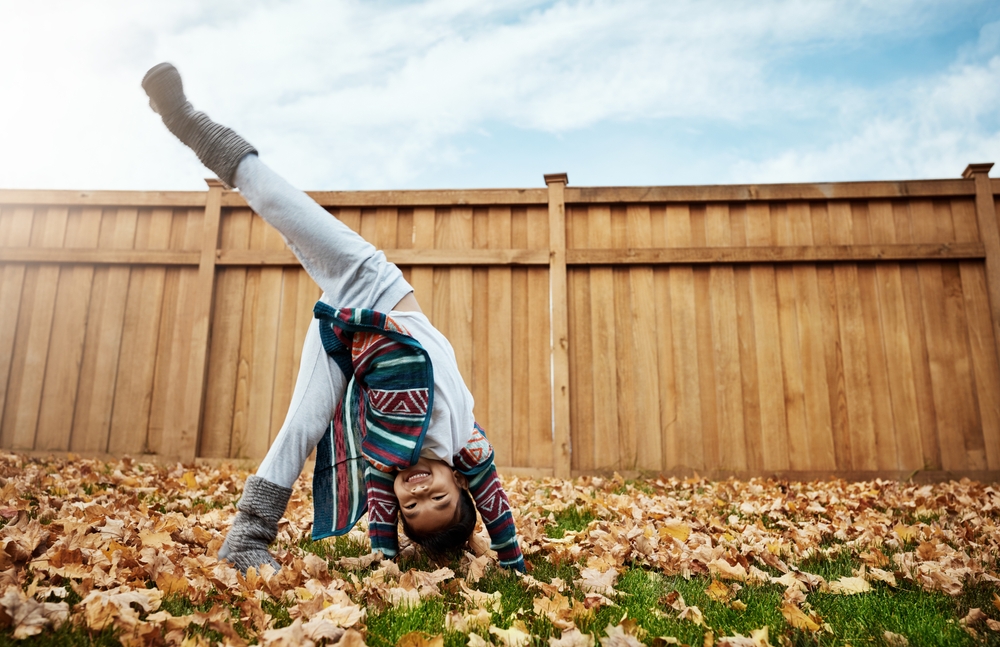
[255,320,345,488]
[233,155,413,314]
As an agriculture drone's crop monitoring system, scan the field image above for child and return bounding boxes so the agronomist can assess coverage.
[141,63,524,574]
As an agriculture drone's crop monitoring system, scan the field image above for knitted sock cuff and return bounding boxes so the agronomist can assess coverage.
[238,475,293,524]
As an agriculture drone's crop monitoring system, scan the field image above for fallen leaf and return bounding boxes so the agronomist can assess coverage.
[961,608,988,627]
[600,623,644,647]
[827,576,871,595]
[576,567,619,596]
[716,626,772,647]
[883,631,909,647]
[490,622,532,647]
[551,628,596,647]
[780,603,821,632]
[0,586,69,638]
[397,631,444,647]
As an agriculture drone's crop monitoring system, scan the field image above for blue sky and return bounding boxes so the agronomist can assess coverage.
[1,1,999,191]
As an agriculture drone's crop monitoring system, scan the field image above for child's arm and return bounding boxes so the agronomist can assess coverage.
[455,425,526,572]
[364,464,399,558]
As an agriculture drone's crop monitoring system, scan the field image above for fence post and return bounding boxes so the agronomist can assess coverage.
[964,163,1000,370]
[177,178,223,462]
[545,173,572,478]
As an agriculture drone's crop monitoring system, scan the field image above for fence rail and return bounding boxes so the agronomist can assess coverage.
[1,164,999,481]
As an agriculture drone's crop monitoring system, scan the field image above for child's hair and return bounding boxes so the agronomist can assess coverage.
[400,487,477,555]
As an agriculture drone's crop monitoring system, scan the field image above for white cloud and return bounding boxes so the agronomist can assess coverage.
[0,0,996,190]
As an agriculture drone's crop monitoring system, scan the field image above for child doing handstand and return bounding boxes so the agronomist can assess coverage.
[141,63,524,574]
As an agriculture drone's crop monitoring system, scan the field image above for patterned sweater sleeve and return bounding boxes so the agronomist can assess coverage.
[455,425,526,572]
[364,463,399,558]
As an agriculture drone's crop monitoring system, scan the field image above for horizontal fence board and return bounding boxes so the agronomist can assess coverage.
[0,190,208,207]
[221,189,548,208]
[567,243,984,264]
[566,179,976,204]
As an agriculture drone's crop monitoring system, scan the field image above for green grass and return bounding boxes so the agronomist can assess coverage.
[3,567,997,646]
[545,506,597,539]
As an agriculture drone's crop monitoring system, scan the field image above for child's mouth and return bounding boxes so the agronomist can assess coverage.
[405,471,431,483]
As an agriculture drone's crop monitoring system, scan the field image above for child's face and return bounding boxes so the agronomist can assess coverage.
[394,457,467,535]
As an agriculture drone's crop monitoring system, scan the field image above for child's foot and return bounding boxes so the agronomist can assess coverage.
[141,62,257,188]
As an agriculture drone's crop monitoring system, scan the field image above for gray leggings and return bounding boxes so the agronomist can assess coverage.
[233,155,413,487]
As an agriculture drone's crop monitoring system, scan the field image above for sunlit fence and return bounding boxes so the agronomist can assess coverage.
[2,164,999,480]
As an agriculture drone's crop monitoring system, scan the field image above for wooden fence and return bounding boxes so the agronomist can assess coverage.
[2,164,999,480]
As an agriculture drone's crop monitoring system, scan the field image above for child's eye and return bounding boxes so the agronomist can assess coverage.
[432,495,445,501]
[404,503,416,509]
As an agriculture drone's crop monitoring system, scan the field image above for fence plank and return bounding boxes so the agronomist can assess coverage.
[587,206,620,471]
[705,203,745,472]
[108,207,173,455]
[612,207,637,470]
[35,207,102,451]
[627,204,662,472]
[527,205,553,470]
[487,206,513,465]
[667,205,703,470]
[789,202,836,471]
[567,208,594,471]
[746,203,789,471]
[0,207,35,448]
[8,208,69,449]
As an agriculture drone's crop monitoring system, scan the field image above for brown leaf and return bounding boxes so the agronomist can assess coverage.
[0,586,69,639]
[883,631,909,647]
[551,628,596,647]
[396,631,444,647]
[490,622,532,647]
[827,576,871,595]
[780,603,821,632]
[600,623,644,647]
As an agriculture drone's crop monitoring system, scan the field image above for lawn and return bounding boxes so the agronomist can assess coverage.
[0,453,997,646]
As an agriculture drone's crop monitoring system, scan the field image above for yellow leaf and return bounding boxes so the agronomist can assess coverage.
[397,631,444,647]
[993,592,1000,614]
[659,523,691,542]
[827,577,871,595]
[706,580,735,603]
[490,622,532,647]
[181,472,199,490]
[892,524,917,543]
[780,603,821,632]
[139,530,173,549]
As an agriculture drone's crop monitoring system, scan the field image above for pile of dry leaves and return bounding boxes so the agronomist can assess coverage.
[0,452,997,646]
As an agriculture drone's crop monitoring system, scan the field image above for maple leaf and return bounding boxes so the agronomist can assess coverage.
[576,567,619,595]
[551,628,596,647]
[490,621,532,647]
[600,623,644,647]
[780,603,822,632]
[827,576,871,595]
[0,585,69,638]
[960,608,988,627]
[397,631,444,647]
[716,627,772,647]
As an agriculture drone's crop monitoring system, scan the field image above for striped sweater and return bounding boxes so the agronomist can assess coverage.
[311,303,524,571]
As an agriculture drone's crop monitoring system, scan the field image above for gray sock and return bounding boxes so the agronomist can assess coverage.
[142,63,257,188]
[218,475,293,574]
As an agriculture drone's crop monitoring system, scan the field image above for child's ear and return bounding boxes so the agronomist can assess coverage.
[452,470,469,490]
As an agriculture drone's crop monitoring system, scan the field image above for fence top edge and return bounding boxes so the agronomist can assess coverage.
[0,189,208,207]
[1,176,987,210]
[564,178,978,204]
[223,188,550,208]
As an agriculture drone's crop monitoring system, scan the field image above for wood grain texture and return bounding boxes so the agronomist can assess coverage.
[5,176,999,476]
